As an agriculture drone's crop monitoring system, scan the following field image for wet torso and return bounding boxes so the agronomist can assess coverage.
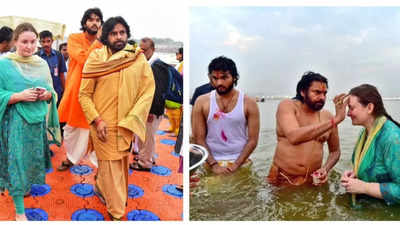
[273,100,332,176]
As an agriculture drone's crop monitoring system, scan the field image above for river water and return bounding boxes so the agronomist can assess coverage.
[190,100,400,220]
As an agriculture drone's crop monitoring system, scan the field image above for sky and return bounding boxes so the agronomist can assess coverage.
[1,0,184,42]
[189,7,400,98]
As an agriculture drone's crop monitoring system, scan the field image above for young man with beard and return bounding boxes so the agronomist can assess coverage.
[79,16,154,220]
[192,56,260,175]
[57,8,104,171]
[267,71,346,186]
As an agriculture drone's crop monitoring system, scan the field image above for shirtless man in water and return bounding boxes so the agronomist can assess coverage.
[268,71,348,186]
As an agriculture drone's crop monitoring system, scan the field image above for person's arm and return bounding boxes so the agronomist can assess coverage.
[341,177,383,199]
[60,72,66,90]
[59,53,67,90]
[277,94,348,145]
[118,57,155,143]
[324,121,341,172]
[78,77,108,142]
[228,96,260,172]
[313,114,341,184]
[78,78,99,125]
[192,95,213,162]
[378,137,400,204]
[8,89,40,105]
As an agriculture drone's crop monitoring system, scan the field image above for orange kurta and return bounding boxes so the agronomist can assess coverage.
[58,33,103,128]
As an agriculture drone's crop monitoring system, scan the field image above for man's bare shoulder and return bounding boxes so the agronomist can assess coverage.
[278,98,298,110]
[195,92,211,106]
[243,94,259,109]
[243,94,257,104]
[68,33,84,42]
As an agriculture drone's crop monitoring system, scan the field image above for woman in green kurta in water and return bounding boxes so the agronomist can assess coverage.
[0,23,60,221]
[340,84,400,206]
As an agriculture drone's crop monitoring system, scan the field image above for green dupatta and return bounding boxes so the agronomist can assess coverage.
[0,53,61,146]
[351,116,387,206]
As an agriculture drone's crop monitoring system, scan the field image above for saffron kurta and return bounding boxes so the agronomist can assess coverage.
[79,45,155,160]
[58,33,103,128]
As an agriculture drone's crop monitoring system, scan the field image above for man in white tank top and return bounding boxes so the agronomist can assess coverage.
[192,56,260,175]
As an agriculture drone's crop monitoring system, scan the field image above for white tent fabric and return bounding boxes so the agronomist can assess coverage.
[0,16,66,40]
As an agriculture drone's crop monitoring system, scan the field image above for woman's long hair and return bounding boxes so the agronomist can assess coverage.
[349,84,400,127]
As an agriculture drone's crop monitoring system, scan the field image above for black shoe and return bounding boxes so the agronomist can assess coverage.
[129,162,151,172]
[57,160,73,171]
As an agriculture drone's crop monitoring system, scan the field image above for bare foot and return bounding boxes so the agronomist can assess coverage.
[16,213,28,221]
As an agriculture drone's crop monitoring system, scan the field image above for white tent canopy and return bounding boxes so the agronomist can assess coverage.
[0,16,66,40]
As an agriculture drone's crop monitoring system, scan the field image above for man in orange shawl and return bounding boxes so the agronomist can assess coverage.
[79,16,155,220]
[57,8,104,170]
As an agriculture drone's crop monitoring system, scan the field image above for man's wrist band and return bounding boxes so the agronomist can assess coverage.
[331,118,336,128]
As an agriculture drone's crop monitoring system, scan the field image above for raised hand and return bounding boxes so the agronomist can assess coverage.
[332,93,349,125]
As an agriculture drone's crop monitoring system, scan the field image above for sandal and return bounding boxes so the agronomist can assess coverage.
[129,162,151,172]
[57,160,73,171]
[24,191,31,198]
[108,212,121,221]
[175,185,183,192]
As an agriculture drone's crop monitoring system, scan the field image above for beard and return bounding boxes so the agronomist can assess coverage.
[304,93,325,111]
[86,25,98,35]
[109,40,127,53]
[216,82,234,95]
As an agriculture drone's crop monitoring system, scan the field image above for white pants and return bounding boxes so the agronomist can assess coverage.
[64,124,98,167]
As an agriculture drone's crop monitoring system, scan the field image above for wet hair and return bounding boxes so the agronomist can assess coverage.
[39,30,53,40]
[13,23,38,41]
[80,8,104,31]
[140,37,154,49]
[99,16,131,46]
[208,56,239,86]
[294,71,328,103]
[349,84,400,127]
[0,26,13,43]
[59,42,67,51]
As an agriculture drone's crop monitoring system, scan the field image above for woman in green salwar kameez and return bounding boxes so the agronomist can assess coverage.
[341,84,400,206]
[0,23,60,221]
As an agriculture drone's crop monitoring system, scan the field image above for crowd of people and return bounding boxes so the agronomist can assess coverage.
[191,56,400,207]
[0,7,183,221]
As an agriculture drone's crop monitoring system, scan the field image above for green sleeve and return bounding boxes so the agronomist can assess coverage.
[380,135,400,205]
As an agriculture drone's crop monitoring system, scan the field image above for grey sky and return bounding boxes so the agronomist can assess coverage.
[3,0,184,41]
[189,7,400,98]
